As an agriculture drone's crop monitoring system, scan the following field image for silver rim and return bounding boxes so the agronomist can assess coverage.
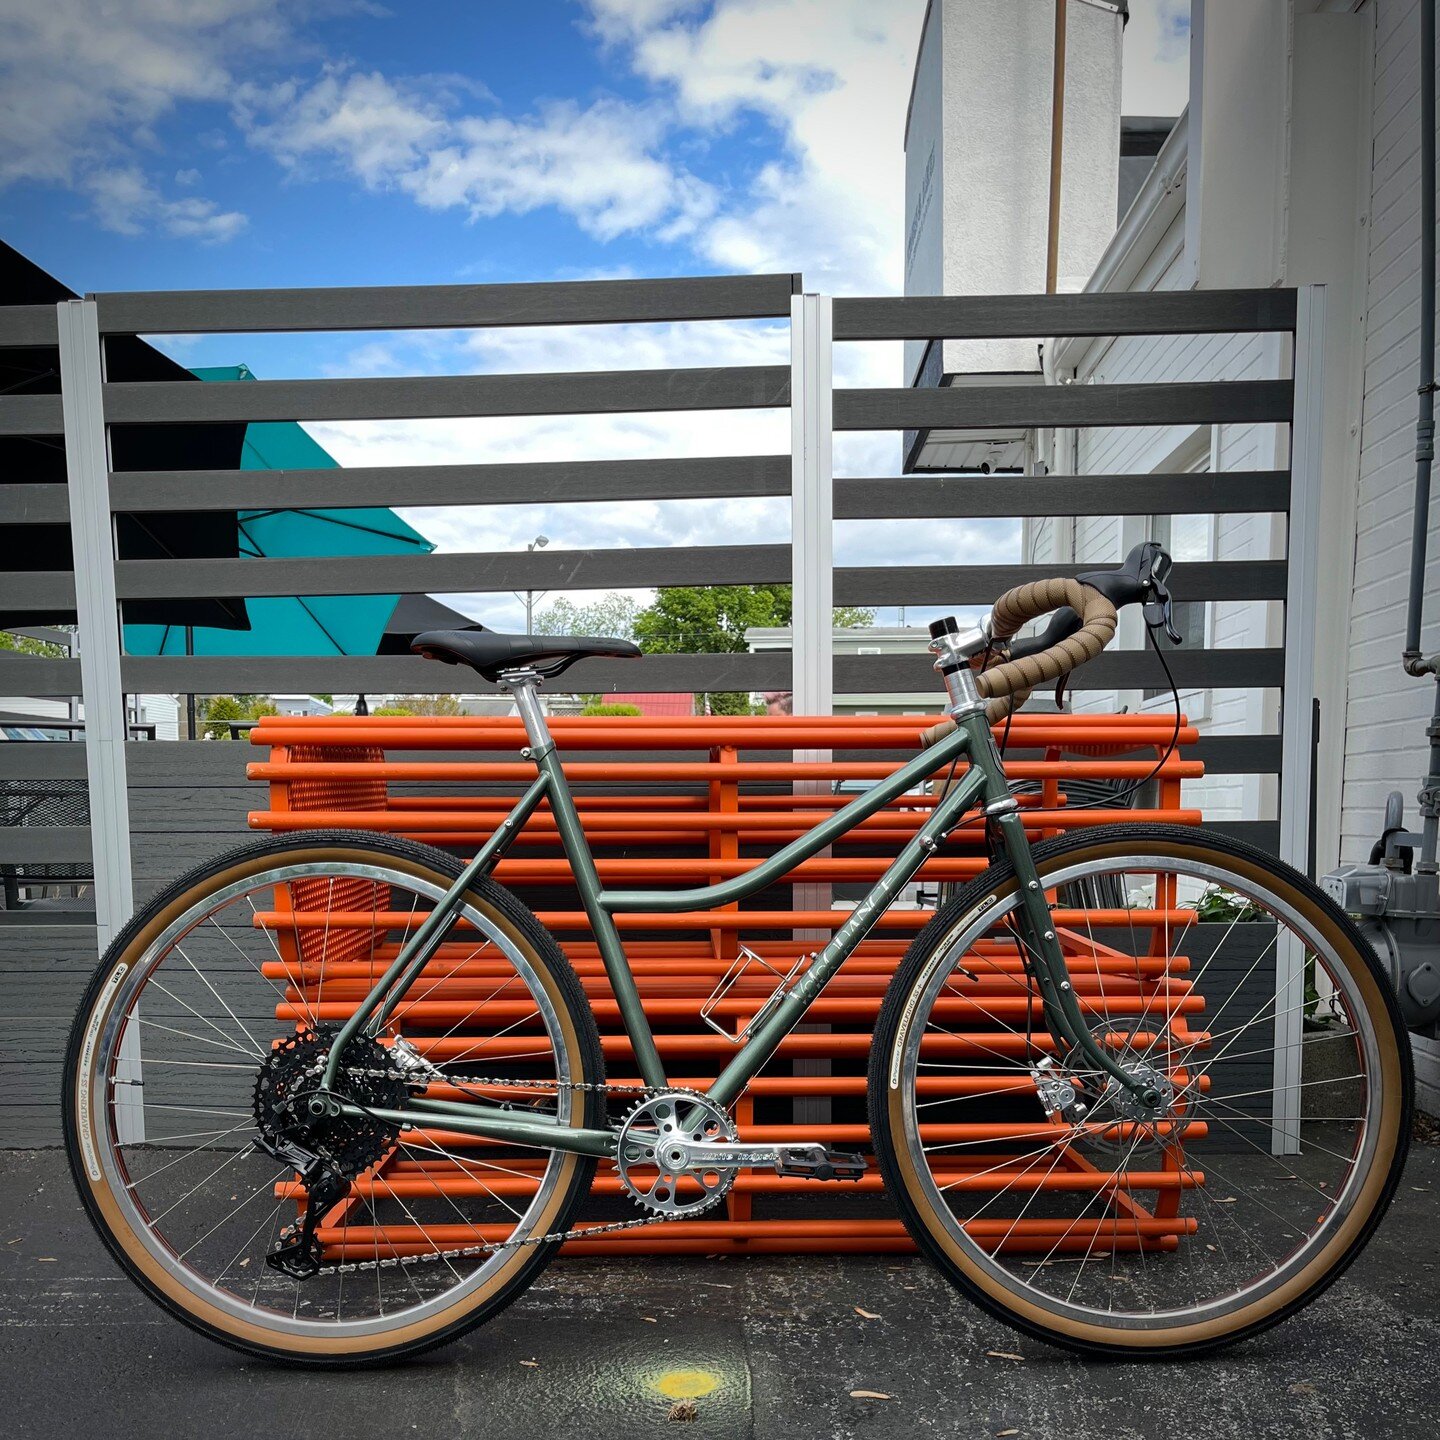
[77,860,576,1342]
[893,853,1387,1333]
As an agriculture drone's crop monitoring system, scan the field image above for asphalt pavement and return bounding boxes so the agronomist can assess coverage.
[1,1144,1436,1440]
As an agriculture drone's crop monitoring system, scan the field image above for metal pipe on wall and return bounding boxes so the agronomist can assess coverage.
[1404,0,1440,872]
[1405,0,1438,679]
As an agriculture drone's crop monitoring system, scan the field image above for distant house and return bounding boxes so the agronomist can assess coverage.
[270,695,334,718]
[745,627,938,716]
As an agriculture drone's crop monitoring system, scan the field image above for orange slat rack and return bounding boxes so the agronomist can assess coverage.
[247,710,1204,1260]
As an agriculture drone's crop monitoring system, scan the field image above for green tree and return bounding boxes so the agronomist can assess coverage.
[198,695,278,740]
[580,701,643,717]
[0,630,68,658]
[631,586,876,713]
[381,694,464,716]
[533,593,643,639]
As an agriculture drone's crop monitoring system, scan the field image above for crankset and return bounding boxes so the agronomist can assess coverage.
[615,1089,865,1217]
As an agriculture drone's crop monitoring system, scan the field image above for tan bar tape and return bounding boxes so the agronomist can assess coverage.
[920,579,1118,748]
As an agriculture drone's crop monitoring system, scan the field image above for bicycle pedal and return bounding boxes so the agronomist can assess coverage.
[774,1146,868,1182]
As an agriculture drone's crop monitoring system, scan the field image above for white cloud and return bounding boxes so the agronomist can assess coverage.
[292,310,999,632]
[1122,0,1190,116]
[235,67,448,186]
[0,0,281,238]
[233,1,929,289]
[583,0,929,293]
[84,166,248,242]
[235,67,718,242]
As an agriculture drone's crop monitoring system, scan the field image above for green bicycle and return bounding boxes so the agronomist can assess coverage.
[64,544,1413,1363]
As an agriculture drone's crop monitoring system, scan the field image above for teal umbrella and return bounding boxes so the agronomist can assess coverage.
[124,364,434,657]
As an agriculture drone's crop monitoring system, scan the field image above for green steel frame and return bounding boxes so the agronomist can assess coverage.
[321,699,1140,1159]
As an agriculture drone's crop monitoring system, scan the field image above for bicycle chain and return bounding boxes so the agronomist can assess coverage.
[289,1066,717,1277]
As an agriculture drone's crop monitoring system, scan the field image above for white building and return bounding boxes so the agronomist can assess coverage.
[270,694,335,718]
[908,0,1440,884]
[745,626,937,714]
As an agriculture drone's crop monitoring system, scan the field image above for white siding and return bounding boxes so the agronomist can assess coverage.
[1342,0,1440,861]
[1036,202,1281,827]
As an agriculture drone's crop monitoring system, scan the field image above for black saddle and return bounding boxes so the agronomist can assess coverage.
[412,629,642,683]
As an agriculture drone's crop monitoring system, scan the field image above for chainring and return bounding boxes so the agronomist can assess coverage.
[252,1026,408,1180]
[615,1088,739,1217]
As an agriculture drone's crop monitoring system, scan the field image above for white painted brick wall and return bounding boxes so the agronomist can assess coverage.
[1342,0,1440,861]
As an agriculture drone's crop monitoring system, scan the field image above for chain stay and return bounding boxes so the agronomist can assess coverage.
[293,1067,716,1277]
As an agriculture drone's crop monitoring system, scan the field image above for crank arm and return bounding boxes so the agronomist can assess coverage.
[673,1138,868,1181]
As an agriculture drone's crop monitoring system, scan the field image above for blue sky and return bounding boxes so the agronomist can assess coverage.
[1,0,1189,632]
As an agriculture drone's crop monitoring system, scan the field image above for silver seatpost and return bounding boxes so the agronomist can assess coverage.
[503,671,555,757]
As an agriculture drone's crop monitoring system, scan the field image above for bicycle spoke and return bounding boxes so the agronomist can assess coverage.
[80,856,581,1338]
[892,846,1393,1336]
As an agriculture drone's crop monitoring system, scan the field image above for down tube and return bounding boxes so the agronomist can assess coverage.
[706,763,988,1109]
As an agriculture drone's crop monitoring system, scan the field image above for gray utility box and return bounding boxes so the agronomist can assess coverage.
[1322,864,1440,1034]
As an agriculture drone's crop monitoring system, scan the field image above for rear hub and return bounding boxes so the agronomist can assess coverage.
[252,1026,408,1180]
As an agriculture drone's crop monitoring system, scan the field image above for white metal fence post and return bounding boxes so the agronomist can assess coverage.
[790,292,834,716]
[1272,282,1326,1155]
[790,293,835,1122]
[57,298,141,1141]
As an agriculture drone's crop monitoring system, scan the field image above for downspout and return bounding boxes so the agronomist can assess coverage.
[1405,0,1438,680]
[1405,0,1440,873]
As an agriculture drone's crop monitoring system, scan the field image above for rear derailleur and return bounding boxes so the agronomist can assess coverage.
[262,1142,351,1280]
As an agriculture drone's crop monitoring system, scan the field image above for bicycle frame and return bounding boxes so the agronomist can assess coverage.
[321,678,1130,1158]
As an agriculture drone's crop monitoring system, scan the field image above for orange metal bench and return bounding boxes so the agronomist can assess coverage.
[248,711,1203,1258]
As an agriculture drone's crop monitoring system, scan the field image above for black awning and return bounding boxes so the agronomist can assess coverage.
[0,239,250,631]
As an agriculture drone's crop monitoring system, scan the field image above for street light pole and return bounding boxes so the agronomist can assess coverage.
[522,534,549,633]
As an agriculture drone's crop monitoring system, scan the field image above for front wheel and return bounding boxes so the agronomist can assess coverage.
[63,831,604,1365]
[869,823,1412,1357]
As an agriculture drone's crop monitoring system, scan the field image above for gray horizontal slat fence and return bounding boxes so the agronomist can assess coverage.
[110,542,791,601]
[0,304,59,346]
[834,471,1291,519]
[2,271,806,1144]
[0,482,69,523]
[827,286,1304,856]
[834,648,1285,693]
[832,560,1286,607]
[833,380,1293,431]
[8,457,797,522]
[0,394,64,435]
[832,287,1297,340]
[124,651,791,696]
[0,302,93,1148]
[88,272,800,701]
[110,454,793,512]
[103,365,791,425]
[2,278,1322,1148]
[96,273,799,333]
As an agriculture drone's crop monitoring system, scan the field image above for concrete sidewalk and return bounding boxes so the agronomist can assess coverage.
[1,1145,1436,1440]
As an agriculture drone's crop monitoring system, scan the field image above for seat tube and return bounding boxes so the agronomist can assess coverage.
[506,676,668,1090]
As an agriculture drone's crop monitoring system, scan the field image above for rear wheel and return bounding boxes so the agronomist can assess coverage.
[869,824,1412,1356]
[64,831,603,1365]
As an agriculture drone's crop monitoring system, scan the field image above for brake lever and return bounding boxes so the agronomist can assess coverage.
[1144,585,1183,645]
